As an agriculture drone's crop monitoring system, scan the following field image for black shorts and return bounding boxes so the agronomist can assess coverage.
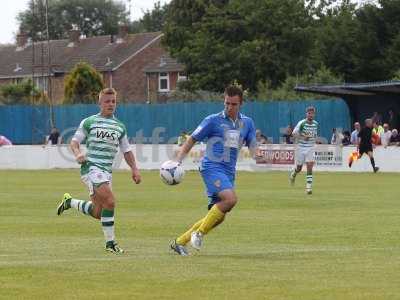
[359,145,373,155]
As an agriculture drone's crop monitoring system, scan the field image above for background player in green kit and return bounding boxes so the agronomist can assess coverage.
[290,106,318,194]
[56,88,141,253]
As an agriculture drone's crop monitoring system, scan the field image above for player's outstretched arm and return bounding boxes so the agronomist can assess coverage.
[246,120,259,160]
[123,151,141,184]
[176,136,196,164]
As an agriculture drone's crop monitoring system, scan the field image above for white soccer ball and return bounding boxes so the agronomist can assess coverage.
[160,160,185,185]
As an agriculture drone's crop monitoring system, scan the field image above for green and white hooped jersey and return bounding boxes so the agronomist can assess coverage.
[293,119,318,148]
[72,114,131,175]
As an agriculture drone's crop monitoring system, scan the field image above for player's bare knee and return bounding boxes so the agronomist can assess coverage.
[89,202,102,219]
[230,196,238,207]
[225,195,237,211]
[102,197,115,210]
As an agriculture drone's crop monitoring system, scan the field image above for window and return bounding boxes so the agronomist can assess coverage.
[159,72,169,92]
[34,76,48,92]
[12,78,23,84]
[177,72,187,82]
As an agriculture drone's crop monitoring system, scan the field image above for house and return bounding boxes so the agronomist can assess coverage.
[0,25,185,104]
[144,55,186,103]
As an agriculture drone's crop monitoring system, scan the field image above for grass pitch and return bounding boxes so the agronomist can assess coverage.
[1,169,400,299]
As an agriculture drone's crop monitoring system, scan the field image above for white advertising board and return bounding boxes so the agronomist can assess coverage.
[0,144,399,172]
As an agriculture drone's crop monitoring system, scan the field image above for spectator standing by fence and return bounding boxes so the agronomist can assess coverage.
[351,122,360,145]
[0,135,12,146]
[283,125,293,144]
[381,123,392,147]
[342,131,351,146]
[389,129,400,145]
[256,129,268,145]
[46,127,62,145]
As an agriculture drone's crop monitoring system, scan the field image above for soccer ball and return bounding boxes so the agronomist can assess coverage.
[160,160,185,185]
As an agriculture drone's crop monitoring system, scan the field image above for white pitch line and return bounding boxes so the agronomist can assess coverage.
[1,246,398,266]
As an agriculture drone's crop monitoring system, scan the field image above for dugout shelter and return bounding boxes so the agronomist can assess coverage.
[295,80,400,125]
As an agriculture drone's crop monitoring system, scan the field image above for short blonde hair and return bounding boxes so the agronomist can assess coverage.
[99,87,117,101]
[306,106,315,112]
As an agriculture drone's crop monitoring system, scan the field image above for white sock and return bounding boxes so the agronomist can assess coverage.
[101,209,115,243]
[70,199,93,215]
[306,175,313,190]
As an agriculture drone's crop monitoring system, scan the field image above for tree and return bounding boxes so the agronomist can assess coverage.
[313,1,359,82]
[163,0,315,93]
[139,1,169,32]
[256,65,343,101]
[392,69,400,81]
[129,1,169,33]
[162,0,400,97]
[0,80,42,105]
[17,0,128,41]
[327,0,400,82]
[64,62,104,104]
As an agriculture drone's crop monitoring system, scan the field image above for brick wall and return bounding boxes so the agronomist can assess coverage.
[169,72,179,91]
[147,71,180,103]
[112,39,166,103]
[103,72,111,89]
[0,78,13,85]
[50,76,64,104]
[147,73,158,103]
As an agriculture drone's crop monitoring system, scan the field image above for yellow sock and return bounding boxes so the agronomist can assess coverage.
[198,205,225,235]
[176,218,205,245]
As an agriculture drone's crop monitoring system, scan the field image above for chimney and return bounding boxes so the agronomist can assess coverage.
[160,56,167,67]
[116,24,129,43]
[68,29,80,47]
[16,32,28,50]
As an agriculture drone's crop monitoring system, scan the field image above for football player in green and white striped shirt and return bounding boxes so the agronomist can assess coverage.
[289,106,318,194]
[56,88,141,254]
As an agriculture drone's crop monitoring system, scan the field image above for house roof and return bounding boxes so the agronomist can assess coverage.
[295,81,400,97]
[0,32,162,78]
[144,55,185,73]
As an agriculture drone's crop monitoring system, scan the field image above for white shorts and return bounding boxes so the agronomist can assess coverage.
[296,147,315,165]
[81,166,112,196]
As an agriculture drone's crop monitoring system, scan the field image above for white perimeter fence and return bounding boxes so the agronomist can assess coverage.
[1,144,399,172]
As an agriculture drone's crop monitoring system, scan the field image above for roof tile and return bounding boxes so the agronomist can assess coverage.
[0,32,162,78]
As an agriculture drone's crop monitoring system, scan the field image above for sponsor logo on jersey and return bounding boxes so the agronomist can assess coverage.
[96,129,117,141]
[304,129,317,138]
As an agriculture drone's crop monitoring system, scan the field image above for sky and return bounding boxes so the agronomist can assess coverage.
[0,0,171,44]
